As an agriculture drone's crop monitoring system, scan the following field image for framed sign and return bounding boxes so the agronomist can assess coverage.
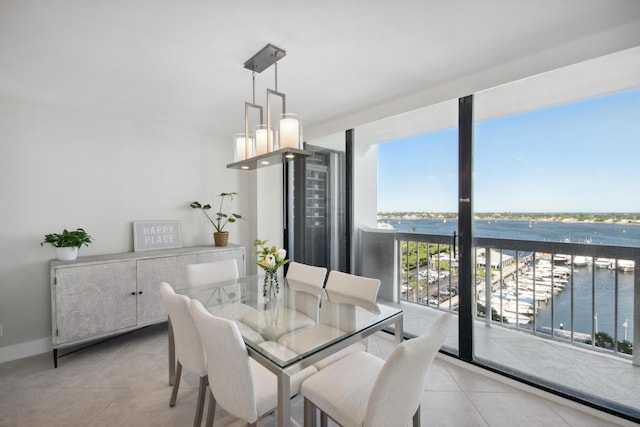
[133,220,183,252]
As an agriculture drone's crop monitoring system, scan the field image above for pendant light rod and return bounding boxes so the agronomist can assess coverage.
[252,70,256,104]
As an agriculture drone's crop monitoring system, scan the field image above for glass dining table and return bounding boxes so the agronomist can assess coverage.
[175,274,403,427]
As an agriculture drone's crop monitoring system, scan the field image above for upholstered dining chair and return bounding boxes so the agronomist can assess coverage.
[166,260,242,387]
[301,312,451,427]
[189,299,317,427]
[278,270,382,370]
[240,262,327,341]
[186,259,257,320]
[324,270,380,303]
[186,259,239,288]
[286,262,328,288]
[159,282,208,427]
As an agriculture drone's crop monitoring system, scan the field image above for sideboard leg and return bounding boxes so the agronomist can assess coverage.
[53,348,58,368]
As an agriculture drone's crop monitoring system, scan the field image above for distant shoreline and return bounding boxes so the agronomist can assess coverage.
[377,212,640,225]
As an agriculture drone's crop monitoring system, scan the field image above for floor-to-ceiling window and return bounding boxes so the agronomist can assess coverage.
[373,48,640,420]
[472,80,640,420]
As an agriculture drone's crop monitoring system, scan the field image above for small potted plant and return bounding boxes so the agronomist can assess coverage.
[41,228,93,260]
[190,192,244,246]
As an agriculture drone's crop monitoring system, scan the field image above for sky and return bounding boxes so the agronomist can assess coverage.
[377,88,640,213]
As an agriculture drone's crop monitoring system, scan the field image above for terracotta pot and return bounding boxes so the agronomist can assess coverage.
[213,231,229,247]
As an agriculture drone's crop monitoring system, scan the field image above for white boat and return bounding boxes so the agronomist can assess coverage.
[553,254,571,264]
[618,259,635,272]
[573,256,590,267]
[594,258,613,269]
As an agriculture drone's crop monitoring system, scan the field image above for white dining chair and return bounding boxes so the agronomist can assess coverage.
[324,270,380,303]
[301,312,451,427]
[167,259,243,387]
[186,259,239,287]
[240,263,327,341]
[189,299,317,427]
[159,282,208,427]
[286,262,328,288]
[278,271,381,370]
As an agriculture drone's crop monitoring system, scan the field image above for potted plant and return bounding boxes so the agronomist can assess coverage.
[190,192,244,246]
[41,228,93,260]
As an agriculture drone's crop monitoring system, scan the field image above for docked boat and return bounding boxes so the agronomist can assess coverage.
[553,254,571,264]
[618,259,635,272]
[594,258,613,269]
[573,256,591,267]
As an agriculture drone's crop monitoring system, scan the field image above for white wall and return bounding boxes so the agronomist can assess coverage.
[248,164,285,275]
[0,97,251,360]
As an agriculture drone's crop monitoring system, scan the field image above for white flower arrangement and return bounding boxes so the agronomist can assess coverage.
[254,239,290,297]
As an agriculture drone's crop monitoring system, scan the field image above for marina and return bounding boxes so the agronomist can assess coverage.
[385,217,638,345]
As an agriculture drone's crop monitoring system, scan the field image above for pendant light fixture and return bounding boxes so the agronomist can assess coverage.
[227,44,310,170]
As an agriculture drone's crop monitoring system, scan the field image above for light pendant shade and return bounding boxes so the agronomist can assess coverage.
[234,133,254,161]
[279,113,302,149]
[254,124,273,156]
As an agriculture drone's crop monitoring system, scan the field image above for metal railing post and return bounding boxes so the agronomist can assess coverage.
[485,247,491,327]
[634,260,639,366]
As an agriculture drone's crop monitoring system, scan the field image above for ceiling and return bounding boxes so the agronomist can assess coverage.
[1,0,640,141]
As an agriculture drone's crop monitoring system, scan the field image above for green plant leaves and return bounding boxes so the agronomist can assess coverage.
[41,228,93,248]
[190,194,244,232]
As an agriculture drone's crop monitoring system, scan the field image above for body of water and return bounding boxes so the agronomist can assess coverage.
[380,218,637,342]
[380,217,640,247]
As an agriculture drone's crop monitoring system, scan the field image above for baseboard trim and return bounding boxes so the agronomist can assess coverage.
[0,338,51,364]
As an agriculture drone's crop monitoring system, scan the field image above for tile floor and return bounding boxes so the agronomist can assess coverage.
[396,301,640,422]
[0,323,634,427]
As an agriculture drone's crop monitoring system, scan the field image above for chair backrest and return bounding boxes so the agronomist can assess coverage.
[364,313,451,427]
[186,259,239,287]
[286,262,327,288]
[159,282,206,376]
[324,270,381,303]
[189,299,259,423]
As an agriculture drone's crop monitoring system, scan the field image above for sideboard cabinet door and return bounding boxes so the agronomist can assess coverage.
[136,254,197,325]
[53,261,137,345]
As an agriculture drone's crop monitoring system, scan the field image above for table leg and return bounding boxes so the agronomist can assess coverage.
[277,370,291,427]
[395,316,404,344]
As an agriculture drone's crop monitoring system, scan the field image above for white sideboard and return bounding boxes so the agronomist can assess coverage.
[50,245,245,366]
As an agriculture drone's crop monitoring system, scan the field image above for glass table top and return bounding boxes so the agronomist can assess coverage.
[178,275,402,369]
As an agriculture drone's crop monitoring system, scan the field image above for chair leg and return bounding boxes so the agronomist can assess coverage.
[412,404,421,427]
[304,397,317,427]
[168,318,176,386]
[204,387,216,427]
[193,375,207,427]
[169,361,182,407]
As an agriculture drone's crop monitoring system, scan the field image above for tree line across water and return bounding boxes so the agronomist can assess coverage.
[379,212,640,224]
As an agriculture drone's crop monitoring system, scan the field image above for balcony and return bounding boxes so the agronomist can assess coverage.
[362,229,640,422]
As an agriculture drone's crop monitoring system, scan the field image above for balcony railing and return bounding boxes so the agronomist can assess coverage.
[395,232,639,364]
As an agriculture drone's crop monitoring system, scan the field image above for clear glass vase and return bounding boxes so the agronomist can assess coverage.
[263,271,279,302]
